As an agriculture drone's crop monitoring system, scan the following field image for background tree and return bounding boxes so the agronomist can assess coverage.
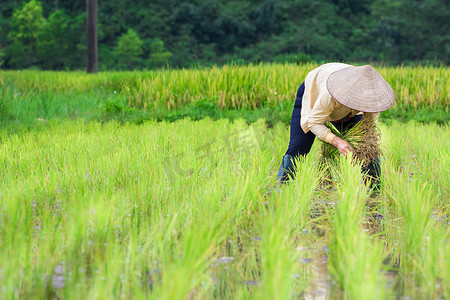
[36,10,71,69]
[6,0,46,68]
[114,29,143,70]
[86,0,97,73]
[148,38,172,69]
[0,0,448,70]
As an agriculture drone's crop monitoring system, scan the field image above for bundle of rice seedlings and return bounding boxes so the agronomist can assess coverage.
[320,118,381,167]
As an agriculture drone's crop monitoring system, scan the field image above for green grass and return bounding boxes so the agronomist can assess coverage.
[0,118,448,299]
[0,66,448,299]
[2,64,449,109]
[1,64,449,132]
[0,84,447,138]
[328,155,386,300]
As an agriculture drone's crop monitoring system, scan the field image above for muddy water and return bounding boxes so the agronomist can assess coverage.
[303,253,331,300]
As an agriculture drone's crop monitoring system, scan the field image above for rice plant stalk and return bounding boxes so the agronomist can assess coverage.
[328,155,386,299]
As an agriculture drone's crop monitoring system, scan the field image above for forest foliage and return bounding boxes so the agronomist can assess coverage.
[0,0,449,70]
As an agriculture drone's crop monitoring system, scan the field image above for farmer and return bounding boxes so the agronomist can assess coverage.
[277,63,395,187]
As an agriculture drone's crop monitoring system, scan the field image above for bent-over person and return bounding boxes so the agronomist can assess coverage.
[277,63,395,189]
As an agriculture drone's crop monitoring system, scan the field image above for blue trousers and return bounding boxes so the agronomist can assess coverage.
[285,82,362,157]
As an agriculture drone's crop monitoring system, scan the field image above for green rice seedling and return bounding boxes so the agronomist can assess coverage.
[255,154,322,299]
[404,121,449,202]
[383,159,440,296]
[418,226,447,299]
[0,194,35,298]
[0,110,448,299]
[380,120,449,202]
[442,231,450,299]
[379,122,410,172]
[154,221,221,299]
[328,155,386,299]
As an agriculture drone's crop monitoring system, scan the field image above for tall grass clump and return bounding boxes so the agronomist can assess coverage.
[403,122,449,202]
[1,64,448,111]
[255,154,322,299]
[0,104,448,298]
[442,237,450,299]
[384,161,441,297]
[0,117,297,299]
[381,121,449,202]
[328,155,386,299]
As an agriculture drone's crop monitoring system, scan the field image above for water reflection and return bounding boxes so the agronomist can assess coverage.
[303,251,331,300]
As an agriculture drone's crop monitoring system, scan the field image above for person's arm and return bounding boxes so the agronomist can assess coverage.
[307,92,338,143]
[308,93,354,155]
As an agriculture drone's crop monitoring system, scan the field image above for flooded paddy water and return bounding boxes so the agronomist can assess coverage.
[0,118,448,299]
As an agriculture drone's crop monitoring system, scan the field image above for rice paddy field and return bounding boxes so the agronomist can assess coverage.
[0,64,449,299]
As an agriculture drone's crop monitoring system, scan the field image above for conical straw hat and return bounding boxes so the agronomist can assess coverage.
[326,65,395,113]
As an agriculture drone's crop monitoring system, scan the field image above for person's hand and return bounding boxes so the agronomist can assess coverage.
[332,136,354,155]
